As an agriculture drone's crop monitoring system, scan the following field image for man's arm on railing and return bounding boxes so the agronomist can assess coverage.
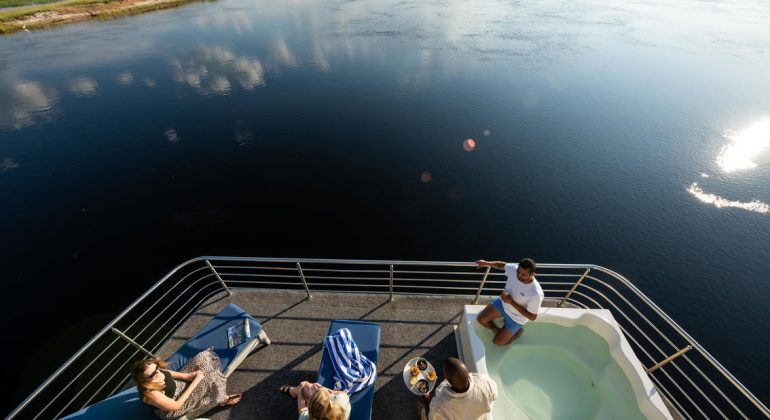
[476,260,506,270]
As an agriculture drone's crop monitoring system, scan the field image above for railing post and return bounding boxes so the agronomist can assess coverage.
[389,264,394,301]
[558,267,591,307]
[646,345,693,374]
[473,267,492,304]
[206,260,231,296]
[111,328,157,358]
[297,262,312,299]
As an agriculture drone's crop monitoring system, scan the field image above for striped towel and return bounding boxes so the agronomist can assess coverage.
[324,328,378,394]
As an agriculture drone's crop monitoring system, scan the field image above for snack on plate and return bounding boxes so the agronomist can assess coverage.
[427,371,437,382]
[410,366,421,377]
[416,379,429,394]
[417,359,428,370]
[410,376,418,385]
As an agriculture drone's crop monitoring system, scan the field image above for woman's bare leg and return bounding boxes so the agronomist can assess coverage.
[289,381,312,398]
[299,382,322,401]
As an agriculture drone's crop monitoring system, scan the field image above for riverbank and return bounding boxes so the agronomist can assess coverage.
[0,0,202,34]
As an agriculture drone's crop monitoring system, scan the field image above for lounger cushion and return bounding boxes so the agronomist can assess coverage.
[61,303,266,419]
[61,387,151,419]
[317,320,380,420]
[165,303,265,376]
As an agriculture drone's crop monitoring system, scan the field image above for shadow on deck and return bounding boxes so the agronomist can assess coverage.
[157,289,476,420]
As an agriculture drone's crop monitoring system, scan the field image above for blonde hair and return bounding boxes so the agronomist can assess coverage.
[307,389,350,420]
[131,358,170,397]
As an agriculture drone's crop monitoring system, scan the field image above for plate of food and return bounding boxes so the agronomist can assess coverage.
[402,357,438,395]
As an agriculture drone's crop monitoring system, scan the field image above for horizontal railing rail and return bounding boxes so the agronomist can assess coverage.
[7,257,769,419]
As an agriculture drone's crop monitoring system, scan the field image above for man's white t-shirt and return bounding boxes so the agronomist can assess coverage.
[502,263,544,325]
[428,373,498,420]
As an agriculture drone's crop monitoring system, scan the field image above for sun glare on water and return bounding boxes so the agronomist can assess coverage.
[687,118,770,214]
[716,118,770,173]
[687,183,769,214]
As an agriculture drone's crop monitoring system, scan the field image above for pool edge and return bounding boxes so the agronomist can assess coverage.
[458,305,673,420]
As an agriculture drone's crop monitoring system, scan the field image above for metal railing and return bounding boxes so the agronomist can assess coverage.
[8,257,769,419]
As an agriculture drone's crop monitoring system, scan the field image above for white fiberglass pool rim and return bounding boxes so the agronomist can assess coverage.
[457,305,672,420]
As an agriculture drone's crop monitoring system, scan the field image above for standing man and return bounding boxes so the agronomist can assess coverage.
[419,357,497,420]
[476,258,543,346]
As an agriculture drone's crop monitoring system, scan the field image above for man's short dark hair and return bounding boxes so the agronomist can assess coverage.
[519,258,536,273]
[443,357,470,392]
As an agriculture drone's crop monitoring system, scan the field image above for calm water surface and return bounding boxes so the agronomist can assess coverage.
[1,0,770,413]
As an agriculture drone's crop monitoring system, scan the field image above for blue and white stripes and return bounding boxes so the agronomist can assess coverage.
[324,328,378,394]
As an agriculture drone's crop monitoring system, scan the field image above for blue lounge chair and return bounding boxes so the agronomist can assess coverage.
[62,303,269,420]
[317,320,381,420]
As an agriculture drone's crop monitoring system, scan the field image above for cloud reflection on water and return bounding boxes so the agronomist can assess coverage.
[1,158,20,172]
[169,44,265,95]
[234,126,255,146]
[68,77,98,96]
[116,71,134,85]
[268,37,299,69]
[311,40,331,73]
[0,81,57,129]
[164,128,181,143]
[193,10,253,34]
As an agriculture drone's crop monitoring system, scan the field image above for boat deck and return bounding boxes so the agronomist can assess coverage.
[9,258,761,419]
[157,289,494,419]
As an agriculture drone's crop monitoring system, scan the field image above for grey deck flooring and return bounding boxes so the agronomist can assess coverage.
[156,289,480,420]
[153,290,684,420]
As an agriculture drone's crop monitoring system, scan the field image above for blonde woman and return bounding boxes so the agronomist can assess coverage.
[131,349,242,419]
[280,381,351,420]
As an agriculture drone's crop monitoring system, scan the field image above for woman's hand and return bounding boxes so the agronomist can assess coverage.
[183,369,203,381]
[187,370,205,389]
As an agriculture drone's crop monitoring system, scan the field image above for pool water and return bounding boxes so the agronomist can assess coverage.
[478,323,646,420]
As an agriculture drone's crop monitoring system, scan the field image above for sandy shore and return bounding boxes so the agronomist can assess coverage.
[0,0,199,34]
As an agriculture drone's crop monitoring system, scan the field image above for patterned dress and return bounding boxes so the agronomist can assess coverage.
[153,348,228,419]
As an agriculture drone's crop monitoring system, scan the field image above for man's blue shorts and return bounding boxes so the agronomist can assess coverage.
[491,297,524,335]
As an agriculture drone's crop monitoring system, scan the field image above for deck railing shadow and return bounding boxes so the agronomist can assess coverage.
[372,331,459,420]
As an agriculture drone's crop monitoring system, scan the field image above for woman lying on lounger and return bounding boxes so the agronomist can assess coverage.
[280,381,351,420]
[131,348,242,419]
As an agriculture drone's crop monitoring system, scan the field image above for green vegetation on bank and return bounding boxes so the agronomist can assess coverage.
[1,0,103,34]
[0,0,61,8]
[0,0,200,34]
[0,0,105,17]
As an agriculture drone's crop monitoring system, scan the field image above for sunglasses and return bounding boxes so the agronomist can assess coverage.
[144,364,160,381]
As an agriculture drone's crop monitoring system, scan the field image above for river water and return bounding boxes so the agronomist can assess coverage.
[1,0,769,414]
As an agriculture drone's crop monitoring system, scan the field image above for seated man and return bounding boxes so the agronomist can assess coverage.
[476,258,543,345]
[419,357,497,420]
